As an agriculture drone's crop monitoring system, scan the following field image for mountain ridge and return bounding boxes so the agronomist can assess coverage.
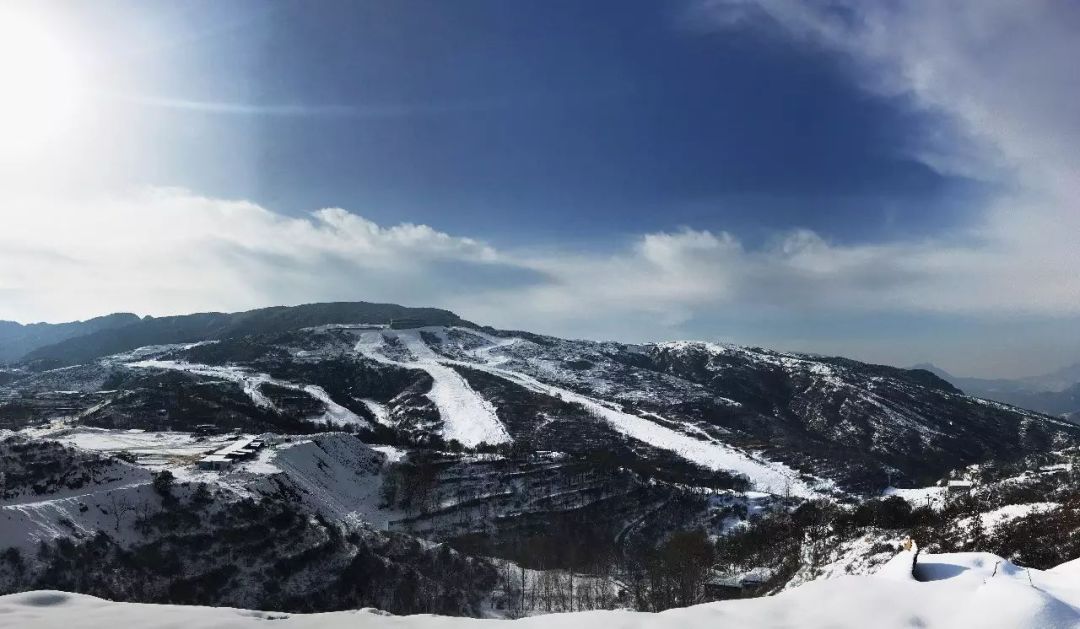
[5,303,1080,616]
[6,310,1075,492]
[0,313,141,363]
[915,361,1080,422]
[8,302,471,366]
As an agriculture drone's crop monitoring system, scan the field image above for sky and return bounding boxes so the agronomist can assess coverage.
[0,0,1078,378]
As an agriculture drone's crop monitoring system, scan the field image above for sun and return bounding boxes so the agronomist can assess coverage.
[0,8,85,158]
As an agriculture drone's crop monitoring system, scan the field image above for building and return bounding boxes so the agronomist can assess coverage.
[196,436,263,471]
[196,455,232,471]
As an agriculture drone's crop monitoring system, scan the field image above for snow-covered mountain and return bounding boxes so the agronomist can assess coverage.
[5,304,1078,493]
[5,302,1080,617]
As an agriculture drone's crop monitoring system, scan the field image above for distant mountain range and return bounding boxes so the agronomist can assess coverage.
[0,313,140,363]
[914,362,1080,422]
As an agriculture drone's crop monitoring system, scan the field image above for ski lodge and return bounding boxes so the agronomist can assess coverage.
[196,436,264,471]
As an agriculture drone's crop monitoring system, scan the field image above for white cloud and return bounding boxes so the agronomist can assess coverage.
[1,181,1078,338]
[698,1,1080,189]
[0,188,504,322]
[685,1,1080,305]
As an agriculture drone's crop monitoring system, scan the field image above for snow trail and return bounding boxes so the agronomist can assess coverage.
[453,354,816,497]
[353,330,511,447]
[412,327,818,496]
[360,399,392,426]
[127,360,369,429]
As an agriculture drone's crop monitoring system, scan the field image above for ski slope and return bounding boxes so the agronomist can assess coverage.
[264,433,399,528]
[127,360,369,429]
[448,330,818,497]
[5,551,1080,628]
[353,330,510,447]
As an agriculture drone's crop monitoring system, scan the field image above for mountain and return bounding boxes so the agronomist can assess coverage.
[0,313,140,363]
[5,302,1080,616]
[911,362,1022,396]
[4,305,1075,491]
[10,302,470,366]
[1020,362,1080,393]
[975,384,1080,423]
[915,362,1080,422]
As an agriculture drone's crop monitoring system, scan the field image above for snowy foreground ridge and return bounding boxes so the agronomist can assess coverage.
[5,551,1080,629]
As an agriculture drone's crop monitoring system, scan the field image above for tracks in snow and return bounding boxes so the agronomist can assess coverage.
[356,327,816,497]
[127,360,369,429]
[453,352,817,497]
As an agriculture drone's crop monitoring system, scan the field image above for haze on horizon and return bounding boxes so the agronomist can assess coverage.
[1,0,1078,379]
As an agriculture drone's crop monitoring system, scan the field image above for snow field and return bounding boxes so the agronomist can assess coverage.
[4,551,1080,628]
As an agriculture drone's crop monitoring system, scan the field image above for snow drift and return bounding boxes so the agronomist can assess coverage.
[3,551,1079,629]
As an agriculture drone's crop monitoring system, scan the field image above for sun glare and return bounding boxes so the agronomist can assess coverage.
[0,8,84,158]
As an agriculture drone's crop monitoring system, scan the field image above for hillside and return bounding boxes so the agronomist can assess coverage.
[0,314,140,364]
[9,302,470,366]
[4,305,1078,492]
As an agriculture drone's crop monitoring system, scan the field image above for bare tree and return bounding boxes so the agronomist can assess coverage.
[107,493,137,532]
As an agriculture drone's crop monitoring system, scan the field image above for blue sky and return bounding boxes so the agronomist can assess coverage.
[2,0,1079,377]
[102,0,988,246]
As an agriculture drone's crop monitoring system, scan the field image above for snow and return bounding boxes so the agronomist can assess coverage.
[655,341,954,441]
[881,488,1058,530]
[372,445,407,463]
[361,398,392,426]
[299,383,368,427]
[492,368,816,496]
[353,329,511,447]
[6,551,1080,628]
[100,341,217,363]
[783,533,900,589]
[350,326,822,496]
[1050,557,1080,577]
[40,426,238,466]
[127,360,268,407]
[238,446,282,475]
[259,433,400,528]
[883,485,947,507]
[956,502,1060,532]
[875,543,919,581]
[0,468,154,550]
